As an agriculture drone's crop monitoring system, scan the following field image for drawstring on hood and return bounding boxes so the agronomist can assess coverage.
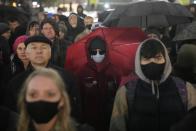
[151,81,160,99]
[135,38,172,99]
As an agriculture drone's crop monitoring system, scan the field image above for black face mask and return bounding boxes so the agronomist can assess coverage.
[141,63,165,80]
[26,100,59,124]
[85,24,92,30]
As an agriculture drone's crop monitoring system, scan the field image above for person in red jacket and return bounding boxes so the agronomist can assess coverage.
[77,37,121,131]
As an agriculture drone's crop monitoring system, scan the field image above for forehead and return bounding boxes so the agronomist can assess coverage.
[69,15,77,20]
[141,52,164,58]
[17,42,25,47]
[27,75,59,92]
[42,23,53,28]
[30,24,39,28]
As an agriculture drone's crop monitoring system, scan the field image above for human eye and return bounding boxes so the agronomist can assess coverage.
[47,91,56,97]
[28,91,37,99]
[141,57,149,61]
[31,46,37,50]
[41,46,48,50]
[17,47,23,51]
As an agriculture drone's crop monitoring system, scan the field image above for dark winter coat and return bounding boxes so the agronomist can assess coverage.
[171,107,196,131]
[0,36,11,65]
[10,54,25,78]
[50,38,70,67]
[4,63,81,121]
[0,106,18,131]
[66,23,84,42]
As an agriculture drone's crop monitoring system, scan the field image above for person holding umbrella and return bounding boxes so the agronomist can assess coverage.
[77,37,121,131]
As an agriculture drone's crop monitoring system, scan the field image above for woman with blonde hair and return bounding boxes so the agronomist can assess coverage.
[17,68,75,131]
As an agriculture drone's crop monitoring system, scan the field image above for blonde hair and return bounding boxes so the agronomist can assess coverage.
[17,68,75,131]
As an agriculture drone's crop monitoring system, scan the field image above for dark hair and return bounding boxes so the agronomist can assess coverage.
[26,21,39,33]
[140,39,165,58]
[28,21,39,29]
[40,18,59,35]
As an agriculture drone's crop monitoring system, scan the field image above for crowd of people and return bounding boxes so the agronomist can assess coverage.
[0,4,196,131]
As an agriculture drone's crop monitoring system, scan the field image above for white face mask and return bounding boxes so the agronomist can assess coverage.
[91,53,105,63]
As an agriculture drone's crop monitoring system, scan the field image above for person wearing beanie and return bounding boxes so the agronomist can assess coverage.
[10,35,29,77]
[76,37,121,131]
[88,37,106,64]
[4,35,82,124]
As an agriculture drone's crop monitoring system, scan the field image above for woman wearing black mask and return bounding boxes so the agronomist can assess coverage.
[17,68,75,131]
[110,38,195,131]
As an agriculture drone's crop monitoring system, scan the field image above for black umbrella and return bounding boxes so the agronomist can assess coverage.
[173,21,196,41]
[98,9,114,22]
[103,1,194,28]
[0,5,30,23]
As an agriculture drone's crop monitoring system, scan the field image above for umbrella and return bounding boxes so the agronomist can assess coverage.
[64,27,147,76]
[173,21,196,41]
[98,9,114,22]
[0,5,30,23]
[103,1,193,28]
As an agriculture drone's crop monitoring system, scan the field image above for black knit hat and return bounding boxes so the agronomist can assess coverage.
[89,37,106,51]
[0,23,10,35]
[24,35,52,47]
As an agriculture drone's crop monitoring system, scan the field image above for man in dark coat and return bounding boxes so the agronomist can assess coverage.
[40,18,70,67]
[77,37,121,131]
[4,35,81,121]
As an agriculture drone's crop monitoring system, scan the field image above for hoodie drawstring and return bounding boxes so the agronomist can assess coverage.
[151,81,159,99]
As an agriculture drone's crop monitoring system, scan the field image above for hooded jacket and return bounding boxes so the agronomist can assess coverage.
[77,36,121,131]
[110,38,192,131]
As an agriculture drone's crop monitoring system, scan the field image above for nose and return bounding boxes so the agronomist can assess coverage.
[35,48,43,54]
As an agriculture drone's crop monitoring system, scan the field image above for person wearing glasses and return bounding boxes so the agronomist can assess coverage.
[76,37,121,131]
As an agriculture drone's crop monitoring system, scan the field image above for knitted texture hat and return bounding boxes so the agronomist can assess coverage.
[13,35,28,54]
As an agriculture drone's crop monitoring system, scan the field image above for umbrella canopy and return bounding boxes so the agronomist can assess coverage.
[65,27,147,76]
[98,9,114,22]
[103,1,193,28]
[173,21,196,41]
[0,5,30,23]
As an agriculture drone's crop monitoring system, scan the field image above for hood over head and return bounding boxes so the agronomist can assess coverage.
[135,38,172,84]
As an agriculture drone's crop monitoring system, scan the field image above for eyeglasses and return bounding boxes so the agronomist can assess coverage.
[90,50,106,55]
